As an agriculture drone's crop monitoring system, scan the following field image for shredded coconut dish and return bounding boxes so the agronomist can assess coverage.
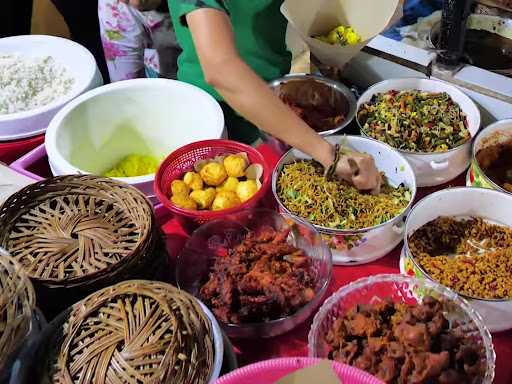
[0,54,74,115]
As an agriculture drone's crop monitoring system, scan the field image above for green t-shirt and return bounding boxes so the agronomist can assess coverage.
[168,0,292,143]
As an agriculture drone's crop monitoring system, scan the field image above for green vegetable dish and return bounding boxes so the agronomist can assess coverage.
[276,160,411,230]
[358,90,470,152]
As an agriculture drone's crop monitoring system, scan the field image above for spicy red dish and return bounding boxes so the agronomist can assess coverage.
[199,226,316,324]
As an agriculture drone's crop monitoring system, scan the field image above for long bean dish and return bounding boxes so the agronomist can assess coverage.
[409,217,512,299]
[358,90,470,152]
[276,160,411,230]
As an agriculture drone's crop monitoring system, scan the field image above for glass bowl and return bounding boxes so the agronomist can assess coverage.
[176,208,332,338]
[308,274,496,384]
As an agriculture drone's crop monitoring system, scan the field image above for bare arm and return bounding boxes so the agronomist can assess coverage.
[186,8,334,168]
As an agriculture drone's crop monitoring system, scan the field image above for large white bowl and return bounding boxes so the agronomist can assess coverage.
[402,187,512,332]
[0,35,103,141]
[357,78,481,187]
[272,135,417,265]
[45,78,225,198]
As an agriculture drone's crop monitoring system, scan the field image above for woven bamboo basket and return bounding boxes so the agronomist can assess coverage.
[0,175,160,317]
[47,280,216,384]
[0,250,36,372]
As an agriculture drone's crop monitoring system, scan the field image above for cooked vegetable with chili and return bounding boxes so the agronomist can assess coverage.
[358,90,470,152]
[408,217,512,299]
[325,297,486,384]
[276,160,411,230]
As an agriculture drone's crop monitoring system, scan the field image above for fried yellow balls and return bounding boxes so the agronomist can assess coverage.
[171,195,197,210]
[223,154,248,178]
[170,180,190,197]
[190,188,216,210]
[200,162,228,186]
[211,191,241,211]
[216,176,239,193]
[183,171,203,191]
[236,180,259,202]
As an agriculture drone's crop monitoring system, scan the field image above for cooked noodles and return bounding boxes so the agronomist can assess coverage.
[276,160,411,230]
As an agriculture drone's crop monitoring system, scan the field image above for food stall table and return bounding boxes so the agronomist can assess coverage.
[158,143,512,384]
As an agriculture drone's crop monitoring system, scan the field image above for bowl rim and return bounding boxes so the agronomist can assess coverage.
[176,208,333,332]
[215,357,382,384]
[197,300,224,384]
[0,35,99,123]
[307,273,496,384]
[471,119,512,195]
[154,139,272,219]
[356,77,481,156]
[271,134,417,235]
[404,186,512,302]
[268,73,357,136]
[45,78,225,182]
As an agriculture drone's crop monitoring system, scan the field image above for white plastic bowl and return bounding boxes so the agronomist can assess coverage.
[403,187,512,332]
[45,78,225,198]
[272,135,417,265]
[0,35,103,141]
[357,78,481,187]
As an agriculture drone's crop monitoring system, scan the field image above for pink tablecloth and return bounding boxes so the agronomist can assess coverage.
[159,144,512,383]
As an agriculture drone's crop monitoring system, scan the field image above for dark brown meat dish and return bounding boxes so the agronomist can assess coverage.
[325,297,485,384]
[199,226,316,324]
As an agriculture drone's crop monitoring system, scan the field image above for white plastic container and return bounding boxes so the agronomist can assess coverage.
[0,35,103,141]
[272,135,417,265]
[402,187,512,332]
[357,78,481,187]
[45,78,225,198]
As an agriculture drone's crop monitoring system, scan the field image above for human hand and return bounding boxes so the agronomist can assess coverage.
[327,147,382,195]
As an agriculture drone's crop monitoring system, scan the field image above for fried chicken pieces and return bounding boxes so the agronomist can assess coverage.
[325,297,485,384]
[199,226,315,324]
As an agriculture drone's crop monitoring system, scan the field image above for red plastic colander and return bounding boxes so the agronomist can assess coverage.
[154,139,272,226]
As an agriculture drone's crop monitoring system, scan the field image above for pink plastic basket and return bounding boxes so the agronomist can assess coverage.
[154,139,271,226]
[215,358,383,384]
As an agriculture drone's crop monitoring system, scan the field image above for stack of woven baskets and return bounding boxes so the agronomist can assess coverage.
[0,251,36,376]
[26,280,221,384]
[0,175,163,317]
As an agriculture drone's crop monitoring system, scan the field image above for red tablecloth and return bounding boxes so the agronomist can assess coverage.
[159,144,512,383]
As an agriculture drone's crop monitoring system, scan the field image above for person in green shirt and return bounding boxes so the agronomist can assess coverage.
[120,0,382,192]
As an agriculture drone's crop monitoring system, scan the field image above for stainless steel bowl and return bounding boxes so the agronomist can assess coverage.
[263,74,357,155]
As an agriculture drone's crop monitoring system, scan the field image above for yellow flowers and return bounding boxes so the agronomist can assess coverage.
[314,25,361,46]
[169,152,263,212]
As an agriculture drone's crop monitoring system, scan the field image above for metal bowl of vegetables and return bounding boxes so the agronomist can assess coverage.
[357,78,481,187]
[272,135,416,265]
[263,74,357,156]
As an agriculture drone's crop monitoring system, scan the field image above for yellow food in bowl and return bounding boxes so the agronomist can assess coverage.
[169,152,262,212]
[104,154,159,177]
[190,188,216,210]
[236,180,259,202]
[212,191,241,211]
[183,171,204,191]
[200,162,228,187]
[224,154,248,178]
